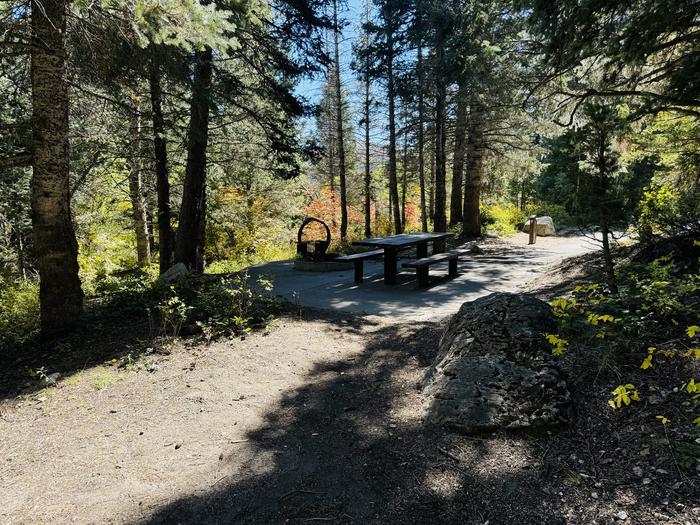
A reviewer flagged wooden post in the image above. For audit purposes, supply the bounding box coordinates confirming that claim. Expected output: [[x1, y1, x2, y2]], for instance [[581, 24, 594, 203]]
[[354, 260, 364, 284], [528, 215, 537, 245]]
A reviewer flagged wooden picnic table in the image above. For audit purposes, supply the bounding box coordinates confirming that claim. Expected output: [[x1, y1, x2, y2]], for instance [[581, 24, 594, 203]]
[[353, 232, 453, 285]]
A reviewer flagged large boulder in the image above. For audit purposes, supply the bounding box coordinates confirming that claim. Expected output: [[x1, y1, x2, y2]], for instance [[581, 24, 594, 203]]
[[423, 293, 571, 434], [522, 216, 556, 236], [155, 262, 189, 286]]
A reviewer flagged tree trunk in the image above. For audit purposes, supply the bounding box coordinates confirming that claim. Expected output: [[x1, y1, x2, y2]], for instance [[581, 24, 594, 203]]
[[332, 0, 348, 240], [149, 44, 173, 274], [450, 87, 468, 226], [30, 0, 84, 336], [401, 110, 408, 227], [433, 39, 447, 233], [385, 19, 402, 234], [11, 224, 27, 280], [363, 58, 372, 238], [175, 48, 213, 272], [462, 100, 484, 237], [429, 137, 435, 221], [600, 214, 618, 294], [127, 96, 151, 267], [417, 40, 428, 232]]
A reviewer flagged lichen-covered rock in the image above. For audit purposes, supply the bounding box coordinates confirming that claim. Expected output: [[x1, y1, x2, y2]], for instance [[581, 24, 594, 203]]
[[423, 293, 571, 434]]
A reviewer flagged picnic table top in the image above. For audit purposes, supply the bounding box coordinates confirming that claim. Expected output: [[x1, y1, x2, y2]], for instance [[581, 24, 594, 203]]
[[353, 232, 453, 248]]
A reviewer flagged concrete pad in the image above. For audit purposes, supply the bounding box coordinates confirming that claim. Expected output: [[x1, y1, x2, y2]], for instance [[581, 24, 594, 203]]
[[247, 234, 601, 321]]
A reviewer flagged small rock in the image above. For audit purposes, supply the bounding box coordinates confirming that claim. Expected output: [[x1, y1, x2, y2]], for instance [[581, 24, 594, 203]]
[[616, 511, 628, 520], [633, 466, 643, 477], [642, 478, 651, 485], [44, 372, 61, 386], [174, 443, 182, 450], [591, 492, 599, 499]]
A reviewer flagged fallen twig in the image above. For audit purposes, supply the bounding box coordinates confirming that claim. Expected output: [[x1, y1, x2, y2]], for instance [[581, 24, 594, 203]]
[[437, 446, 461, 463], [279, 489, 326, 501]]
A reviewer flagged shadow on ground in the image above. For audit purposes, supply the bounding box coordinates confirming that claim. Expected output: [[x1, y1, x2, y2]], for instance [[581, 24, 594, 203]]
[[141, 315, 570, 524]]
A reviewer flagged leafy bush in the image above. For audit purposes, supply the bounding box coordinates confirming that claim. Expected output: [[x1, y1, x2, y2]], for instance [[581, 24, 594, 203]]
[[636, 182, 700, 242], [150, 272, 276, 342], [206, 243, 295, 274], [524, 203, 573, 227], [547, 243, 700, 429], [0, 279, 40, 349], [481, 203, 526, 236]]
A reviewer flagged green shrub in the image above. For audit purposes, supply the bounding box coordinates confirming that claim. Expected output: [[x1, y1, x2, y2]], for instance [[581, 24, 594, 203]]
[[524, 203, 573, 227], [150, 272, 276, 341], [635, 182, 700, 242], [206, 244, 295, 274], [481, 203, 526, 236], [0, 279, 40, 349]]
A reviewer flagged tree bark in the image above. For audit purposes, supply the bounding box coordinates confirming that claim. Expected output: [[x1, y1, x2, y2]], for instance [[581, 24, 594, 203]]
[[401, 106, 408, 227], [385, 14, 402, 234], [433, 39, 447, 233], [450, 86, 468, 226], [332, 0, 348, 240], [127, 96, 151, 267], [148, 45, 173, 274], [429, 136, 435, 221], [600, 214, 618, 294], [462, 100, 484, 237], [417, 40, 428, 232], [363, 53, 372, 238], [175, 48, 213, 272], [30, 0, 84, 336]]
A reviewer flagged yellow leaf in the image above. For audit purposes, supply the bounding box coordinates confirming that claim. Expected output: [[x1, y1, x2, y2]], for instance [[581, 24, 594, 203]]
[[688, 325, 700, 338], [640, 355, 653, 369], [656, 415, 670, 425], [608, 400, 616, 409]]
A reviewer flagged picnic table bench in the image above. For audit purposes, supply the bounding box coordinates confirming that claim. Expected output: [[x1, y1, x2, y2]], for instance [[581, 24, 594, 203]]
[[402, 251, 459, 288], [336, 249, 384, 284], [352, 232, 453, 285]]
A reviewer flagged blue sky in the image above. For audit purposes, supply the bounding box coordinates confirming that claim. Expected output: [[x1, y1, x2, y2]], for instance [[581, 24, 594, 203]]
[[295, 0, 365, 105], [293, 0, 394, 148]]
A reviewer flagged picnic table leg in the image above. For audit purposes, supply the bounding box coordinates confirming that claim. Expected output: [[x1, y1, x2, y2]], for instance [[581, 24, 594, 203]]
[[416, 242, 428, 259], [417, 267, 429, 288], [384, 247, 397, 285], [354, 260, 364, 284], [448, 257, 458, 278], [433, 238, 446, 254]]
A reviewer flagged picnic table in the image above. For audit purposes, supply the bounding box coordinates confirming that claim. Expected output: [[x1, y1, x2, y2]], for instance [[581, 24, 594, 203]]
[[353, 232, 453, 285]]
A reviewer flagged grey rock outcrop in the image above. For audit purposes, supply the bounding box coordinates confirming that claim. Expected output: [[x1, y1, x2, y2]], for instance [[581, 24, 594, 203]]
[[423, 293, 571, 433], [156, 262, 189, 286], [523, 216, 556, 236]]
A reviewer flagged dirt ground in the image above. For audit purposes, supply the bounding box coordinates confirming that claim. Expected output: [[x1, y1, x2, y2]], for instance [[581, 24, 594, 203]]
[[1, 239, 698, 524]]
